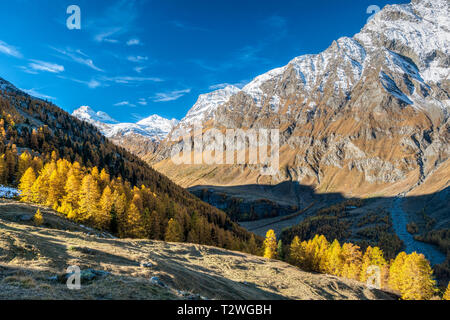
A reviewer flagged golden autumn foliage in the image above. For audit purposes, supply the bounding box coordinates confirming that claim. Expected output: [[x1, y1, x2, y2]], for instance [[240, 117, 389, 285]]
[[7, 148, 261, 251], [443, 283, 450, 300], [33, 209, 43, 226], [18, 167, 36, 202], [389, 252, 437, 300], [288, 235, 438, 299], [263, 229, 277, 259], [0, 97, 261, 252], [165, 218, 184, 242]]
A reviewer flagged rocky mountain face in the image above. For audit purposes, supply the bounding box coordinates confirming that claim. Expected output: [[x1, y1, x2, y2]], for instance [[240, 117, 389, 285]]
[[73, 106, 178, 156], [154, 0, 449, 199]]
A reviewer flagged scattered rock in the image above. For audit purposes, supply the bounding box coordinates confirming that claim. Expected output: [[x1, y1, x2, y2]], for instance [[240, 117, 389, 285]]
[[177, 290, 190, 297], [140, 262, 153, 268], [47, 275, 58, 281], [18, 215, 33, 222], [150, 276, 166, 287], [186, 293, 207, 300], [71, 247, 96, 255]]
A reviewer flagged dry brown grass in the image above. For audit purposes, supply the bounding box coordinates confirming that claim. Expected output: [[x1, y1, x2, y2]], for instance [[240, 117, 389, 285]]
[[0, 199, 397, 300]]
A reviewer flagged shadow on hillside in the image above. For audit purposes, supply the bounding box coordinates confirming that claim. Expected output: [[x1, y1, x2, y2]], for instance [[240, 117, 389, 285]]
[[189, 181, 449, 227], [189, 182, 450, 269]]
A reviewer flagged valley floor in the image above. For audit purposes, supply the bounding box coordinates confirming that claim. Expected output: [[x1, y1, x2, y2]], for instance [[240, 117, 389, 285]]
[[0, 199, 396, 300], [390, 197, 445, 265]]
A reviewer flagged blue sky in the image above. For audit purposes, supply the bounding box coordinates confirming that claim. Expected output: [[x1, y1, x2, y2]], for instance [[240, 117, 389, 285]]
[[0, 0, 409, 122]]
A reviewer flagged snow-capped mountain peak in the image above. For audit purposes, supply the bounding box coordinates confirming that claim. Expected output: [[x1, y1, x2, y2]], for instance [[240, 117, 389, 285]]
[[73, 106, 118, 124], [179, 85, 241, 127], [72, 106, 178, 141]]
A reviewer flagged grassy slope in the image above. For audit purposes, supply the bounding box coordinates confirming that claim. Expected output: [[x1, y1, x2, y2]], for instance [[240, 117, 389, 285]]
[[0, 199, 397, 300]]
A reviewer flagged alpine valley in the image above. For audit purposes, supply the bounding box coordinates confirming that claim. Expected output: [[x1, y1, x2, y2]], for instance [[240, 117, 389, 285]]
[[0, 0, 449, 301], [74, 0, 450, 275]]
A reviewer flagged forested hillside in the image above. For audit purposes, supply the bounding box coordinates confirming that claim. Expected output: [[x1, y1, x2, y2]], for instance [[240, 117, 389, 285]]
[[0, 77, 261, 251]]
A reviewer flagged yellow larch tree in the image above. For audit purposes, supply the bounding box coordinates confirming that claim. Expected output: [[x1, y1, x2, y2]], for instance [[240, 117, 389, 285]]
[[165, 218, 184, 242], [96, 185, 113, 230], [443, 282, 450, 300], [124, 202, 146, 238], [263, 229, 277, 259], [77, 174, 100, 222], [326, 239, 343, 276], [61, 172, 82, 217], [360, 246, 387, 287], [340, 243, 362, 281], [399, 252, 437, 300], [18, 167, 36, 202], [34, 209, 43, 226], [288, 236, 303, 267]]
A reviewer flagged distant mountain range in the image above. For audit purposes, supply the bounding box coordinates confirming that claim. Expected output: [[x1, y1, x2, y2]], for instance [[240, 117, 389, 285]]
[[72, 106, 178, 141]]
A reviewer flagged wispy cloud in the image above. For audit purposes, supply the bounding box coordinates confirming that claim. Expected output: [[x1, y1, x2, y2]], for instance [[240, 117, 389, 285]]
[[134, 66, 146, 73], [266, 15, 287, 31], [58, 75, 101, 89], [94, 29, 121, 43], [18, 66, 38, 74], [28, 60, 64, 73], [102, 75, 163, 84], [209, 80, 249, 90], [127, 38, 141, 46], [51, 47, 104, 72], [152, 89, 191, 102], [0, 40, 22, 58], [127, 55, 148, 63], [190, 59, 233, 72], [169, 20, 208, 32], [90, 1, 140, 43], [114, 101, 135, 107], [22, 88, 56, 100], [137, 98, 147, 106]]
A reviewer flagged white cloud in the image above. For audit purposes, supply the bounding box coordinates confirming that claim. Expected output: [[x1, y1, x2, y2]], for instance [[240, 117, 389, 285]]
[[0, 40, 22, 58], [84, 79, 101, 89], [94, 29, 121, 43], [127, 55, 148, 63], [52, 47, 103, 72], [127, 38, 141, 46], [134, 66, 146, 73], [58, 76, 101, 89], [18, 66, 38, 74], [28, 60, 64, 73], [137, 98, 147, 106], [102, 75, 163, 84], [114, 101, 135, 107], [22, 88, 56, 100], [152, 89, 191, 102]]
